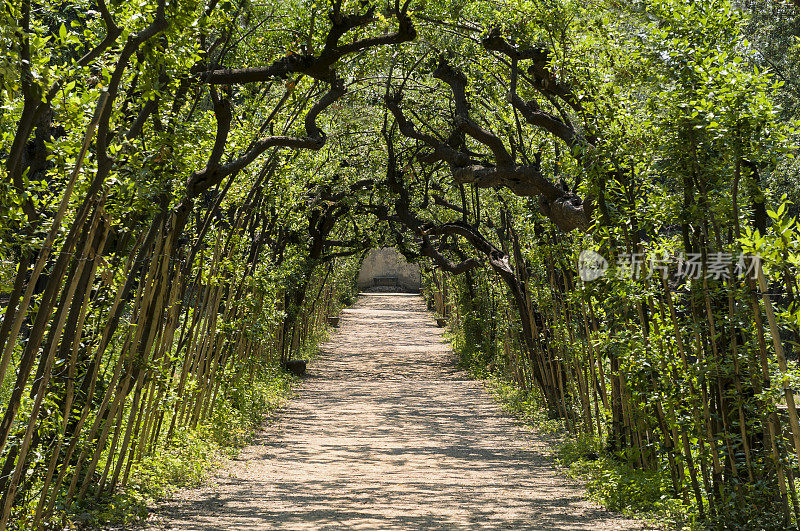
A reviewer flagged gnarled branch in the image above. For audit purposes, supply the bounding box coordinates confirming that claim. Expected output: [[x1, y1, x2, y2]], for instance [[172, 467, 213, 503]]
[[202, 3, 415, 84], [387, 56, 592, 231]]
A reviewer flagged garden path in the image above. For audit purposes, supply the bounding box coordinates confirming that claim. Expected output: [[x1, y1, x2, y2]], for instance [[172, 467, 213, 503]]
[[148, 293, 649, 530]]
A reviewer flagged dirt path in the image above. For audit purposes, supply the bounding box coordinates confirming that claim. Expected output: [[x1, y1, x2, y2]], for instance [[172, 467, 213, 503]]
[[149, 293, 649, 530]]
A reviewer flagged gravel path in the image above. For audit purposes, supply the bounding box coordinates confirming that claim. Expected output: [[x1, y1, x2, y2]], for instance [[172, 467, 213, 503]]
[[148, 293, 650, 530]]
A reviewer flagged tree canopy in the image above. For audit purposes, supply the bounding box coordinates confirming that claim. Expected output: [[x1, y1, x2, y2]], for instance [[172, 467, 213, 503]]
[[1, 0, 800, 527]]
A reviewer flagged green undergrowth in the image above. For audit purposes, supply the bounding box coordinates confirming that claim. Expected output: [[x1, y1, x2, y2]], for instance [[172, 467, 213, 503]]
[[449, 328, 700, 531], [61, 366, 296, 529], [60, 322, 339, 528], [134, 371, 294, 496], [557, 433, 697, 530]]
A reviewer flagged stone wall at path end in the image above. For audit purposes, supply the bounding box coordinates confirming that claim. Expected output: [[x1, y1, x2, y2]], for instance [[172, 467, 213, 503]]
[[357, 247, 421, 292]]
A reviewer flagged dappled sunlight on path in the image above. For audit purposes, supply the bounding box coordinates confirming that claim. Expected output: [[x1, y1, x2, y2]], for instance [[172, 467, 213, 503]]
[[149, 293, 649, 530]]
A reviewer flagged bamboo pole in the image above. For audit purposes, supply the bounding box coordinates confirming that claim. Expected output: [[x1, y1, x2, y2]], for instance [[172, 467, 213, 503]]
[[757, 266, 800, 472], [0, 202, 104, 527]]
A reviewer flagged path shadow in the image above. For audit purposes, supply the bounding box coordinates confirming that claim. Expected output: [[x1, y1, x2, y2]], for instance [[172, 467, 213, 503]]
[[147, 293, 648, 531]]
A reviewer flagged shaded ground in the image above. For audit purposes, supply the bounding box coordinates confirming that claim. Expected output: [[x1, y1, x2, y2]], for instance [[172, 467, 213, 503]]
[[148, 293, 649, 530]]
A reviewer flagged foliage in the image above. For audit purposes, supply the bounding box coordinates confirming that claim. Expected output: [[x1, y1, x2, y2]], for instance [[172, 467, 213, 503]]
[[0, 0, 799, 527]]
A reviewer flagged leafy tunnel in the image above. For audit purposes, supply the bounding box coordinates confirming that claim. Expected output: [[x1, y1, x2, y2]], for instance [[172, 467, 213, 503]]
[[1, 0, 800, 528]]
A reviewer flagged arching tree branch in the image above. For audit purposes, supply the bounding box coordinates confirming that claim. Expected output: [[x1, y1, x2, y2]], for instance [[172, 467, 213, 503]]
[[386, 56, 592, 232], [201, 2, 416, 84]]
